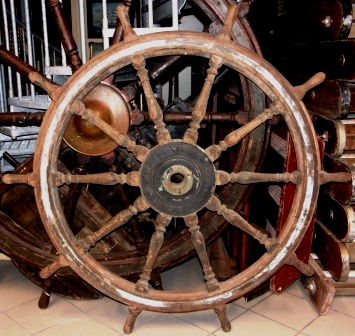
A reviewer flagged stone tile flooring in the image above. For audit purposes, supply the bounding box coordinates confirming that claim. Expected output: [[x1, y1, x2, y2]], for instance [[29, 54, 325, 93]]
[[1, 256, 355, 335]]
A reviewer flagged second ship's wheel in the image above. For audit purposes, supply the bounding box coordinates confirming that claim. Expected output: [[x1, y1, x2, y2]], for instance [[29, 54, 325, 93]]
[[3, 5, 324, 333]]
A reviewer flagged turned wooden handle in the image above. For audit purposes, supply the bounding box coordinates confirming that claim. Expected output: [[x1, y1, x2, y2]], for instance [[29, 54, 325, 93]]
[[0, 46, 38, 78], [295, 72, 326, 100], [116, 4, 136, 41]]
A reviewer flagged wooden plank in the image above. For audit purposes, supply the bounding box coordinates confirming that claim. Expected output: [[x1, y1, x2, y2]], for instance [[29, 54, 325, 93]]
[[302, 256, 335, 315], [313, 220, 350, 281], [308, 258, 355, 295], [344, 123, 355, 154], [321, 155, 355, 205], [345, 242, 355, 262], [316, 191, 355, 242], [269, 134, 322, 293], [332, 284, 355, 295], [303, 79, 346, 119], [312, 115, 345, 157]]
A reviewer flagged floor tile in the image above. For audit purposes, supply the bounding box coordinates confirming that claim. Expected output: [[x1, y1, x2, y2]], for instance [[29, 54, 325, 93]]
[[164, 258, 205, 290], [302, 309, 355, 336], [233, 289, 272, 309], [85, 299, 130, 333], [35, 312, 122, 336], [0, 259, 23, 283], [285, 279, 309, 299], [68, 295, 112, 313], [330, 295, 355, 318], [129, 313, 210, 336], [0, 313, 30, 336], [0, 253, 10, 260], [251, 292, 318, 330], [173, 302, 246, 333], [85, 297, 161, 333], [161, 273, 197, 291], [2, 255, 355, 336], [0, 276, 40, 313], [6, 296, 83, 334], [214, 310, 297, 336]]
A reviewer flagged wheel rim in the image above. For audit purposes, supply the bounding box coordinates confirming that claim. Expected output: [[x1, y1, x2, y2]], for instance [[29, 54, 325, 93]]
[[33, 29, 320, 312]]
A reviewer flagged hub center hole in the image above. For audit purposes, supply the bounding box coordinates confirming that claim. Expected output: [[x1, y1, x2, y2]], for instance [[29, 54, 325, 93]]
[[161, 164, 194, 196], [170, 173, 185, 184]]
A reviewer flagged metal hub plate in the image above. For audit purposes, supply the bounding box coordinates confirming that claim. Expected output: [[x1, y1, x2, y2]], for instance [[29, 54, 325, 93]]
[[139, 141, 216, 217]]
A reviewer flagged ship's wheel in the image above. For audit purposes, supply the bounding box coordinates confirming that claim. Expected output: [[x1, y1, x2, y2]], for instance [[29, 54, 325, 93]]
[[1, 5, 325, 333]]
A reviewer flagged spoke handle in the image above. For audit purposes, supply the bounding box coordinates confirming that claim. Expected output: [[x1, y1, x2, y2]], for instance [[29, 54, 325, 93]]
[[48, 0, 82, 72], [116, 4, 137, 41], [39, 255, 68, 279], [0, 46, 60, 99], [0, 46, 39, 78], [2, 172, 35, 187], [218, 4, 238, 41], [319, 171, 351, 184], [294, 72, 326, 100]]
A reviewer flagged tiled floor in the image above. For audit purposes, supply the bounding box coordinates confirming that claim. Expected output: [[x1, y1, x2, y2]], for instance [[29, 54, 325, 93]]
[[1, 255, 355, 336]]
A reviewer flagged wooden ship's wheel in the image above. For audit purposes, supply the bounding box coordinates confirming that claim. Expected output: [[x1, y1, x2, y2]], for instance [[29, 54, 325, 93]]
[[2, 4, 336, 332], [0, 0, 268, 306]]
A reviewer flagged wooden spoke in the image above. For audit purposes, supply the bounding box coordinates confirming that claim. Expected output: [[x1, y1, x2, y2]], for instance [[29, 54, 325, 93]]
[[1, 172, 36, 186], [39, 254, 69, 279], [131, 55, 171, 144], [286, 253, 314, 277], [71, 102, 150, 162], [293, 72, 326, 100], [183, 5, 238, 144], [116, 4, 170, 144], [124, 306, 142, 335], [83, 196, 150, 248], [0, 46, 61, 101], [40, 245, 87, 280], [116, 4, 138, 42], [52, 171, 139, 187], [135, 214, 172, 293], [184, 214, 220, 292], [319, 171, 351, 184], [214, 305, 231, 332], [48, 0, 82, 72], [205, 106, 277, 162], [111, 0, 133, 44], [216, 5, 238, 42], [206, 195, 279, 252], [216, 170, 302, 186], [183, 54, 223, 144], [38, 273, 58, 309]]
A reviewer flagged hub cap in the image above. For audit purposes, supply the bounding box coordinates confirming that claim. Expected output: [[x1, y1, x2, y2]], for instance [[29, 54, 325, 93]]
[[139, 141, 216, 217]]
